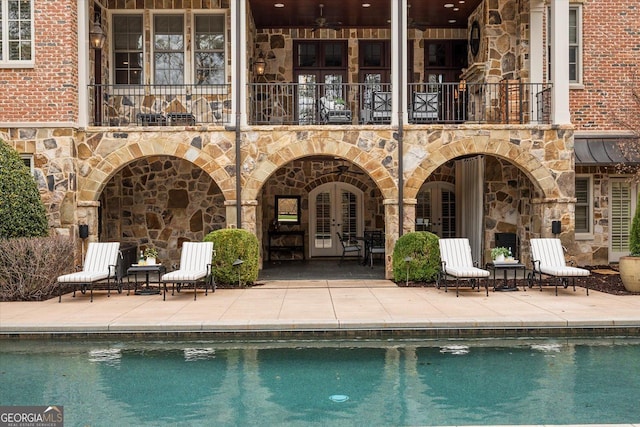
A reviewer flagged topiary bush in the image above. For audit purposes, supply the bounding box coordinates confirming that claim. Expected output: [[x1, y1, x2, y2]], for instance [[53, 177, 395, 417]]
[[392, 231, 440, 284], [0, 236, 74, 301], [0, 140, 49, 239], [204, 228, 259, 286]]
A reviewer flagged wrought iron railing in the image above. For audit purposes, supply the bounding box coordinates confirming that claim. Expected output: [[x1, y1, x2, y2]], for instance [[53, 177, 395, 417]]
[[89, 84, 232, 126], [407, 81, 553, 124], [249, 81, 553, 125], [88, 82, 552, 127]]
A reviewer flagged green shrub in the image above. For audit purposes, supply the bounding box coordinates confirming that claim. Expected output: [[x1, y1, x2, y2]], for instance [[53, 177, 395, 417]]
[[630, 197, 640, 256], [204, 228, 259, 286], [392, 231, 440, 283], [0, 236, 74, 301], [0, 140, 49, 239]]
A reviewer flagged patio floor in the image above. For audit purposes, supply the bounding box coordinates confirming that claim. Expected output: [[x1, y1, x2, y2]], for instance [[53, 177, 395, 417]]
[[1, 260, 639, 337]]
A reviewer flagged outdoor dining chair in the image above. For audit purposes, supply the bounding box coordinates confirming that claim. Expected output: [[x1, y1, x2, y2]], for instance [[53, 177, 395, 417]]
[[337, 232, 362, 265], [57, 242, 121, 302], [367, 231, 385, 268], [529, 238, 590, 295], [438, 238, 490, 297], [161, 241, 214, 300]]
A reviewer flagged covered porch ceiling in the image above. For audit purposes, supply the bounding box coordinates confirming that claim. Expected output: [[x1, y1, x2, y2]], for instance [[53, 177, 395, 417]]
[[248, 0, 483, 30]]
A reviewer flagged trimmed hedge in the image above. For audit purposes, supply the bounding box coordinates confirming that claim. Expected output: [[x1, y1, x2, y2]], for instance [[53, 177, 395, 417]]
[[391, 231, 440, 283], [0, 140, 49, 239], [204, 228, 259, 286]]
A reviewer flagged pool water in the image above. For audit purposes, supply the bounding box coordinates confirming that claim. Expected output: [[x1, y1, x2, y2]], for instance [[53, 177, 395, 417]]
[[1, 338, 639, 426]]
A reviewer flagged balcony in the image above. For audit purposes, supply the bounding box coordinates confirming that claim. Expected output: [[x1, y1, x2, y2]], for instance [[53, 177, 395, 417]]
[[88, 82, 551, 127], [90, 84, 232, 127]]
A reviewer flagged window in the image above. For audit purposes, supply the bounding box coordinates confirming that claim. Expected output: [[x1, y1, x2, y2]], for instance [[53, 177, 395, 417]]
[[548, 5, 582, 84], [20, 154, 33, 175], [113, 15, 143, 84], [194, 15, 225, 84], [575, 176, 591, 234], [115, 13, 225, 85], [295, 41, 346, 68], [0, 0, 34, 66], [154, 15, 184, 85]]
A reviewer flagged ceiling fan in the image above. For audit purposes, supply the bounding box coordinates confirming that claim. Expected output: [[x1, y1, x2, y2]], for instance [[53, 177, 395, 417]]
[[321, 162, 365, 177], [312, 3, 342, 32]]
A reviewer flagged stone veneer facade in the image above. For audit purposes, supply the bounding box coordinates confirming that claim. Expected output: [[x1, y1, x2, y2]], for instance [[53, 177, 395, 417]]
[[1, 121, 578, 276], [8, 0, 626, 276]]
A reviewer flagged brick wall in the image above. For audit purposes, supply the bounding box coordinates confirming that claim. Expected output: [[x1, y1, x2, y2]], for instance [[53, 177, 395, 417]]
[[570, 0, 640, 131], [0, 0, 78, 123]]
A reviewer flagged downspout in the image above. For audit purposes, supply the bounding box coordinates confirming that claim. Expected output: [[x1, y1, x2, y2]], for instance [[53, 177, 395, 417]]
[[234, 0, 242, 229], [397, 0, 404, 236]]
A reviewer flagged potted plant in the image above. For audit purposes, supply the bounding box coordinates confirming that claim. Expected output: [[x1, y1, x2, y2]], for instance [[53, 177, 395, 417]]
[[619, 198, 640, 292], [144, 247, 159, 265], [491, 247, 510, 262]]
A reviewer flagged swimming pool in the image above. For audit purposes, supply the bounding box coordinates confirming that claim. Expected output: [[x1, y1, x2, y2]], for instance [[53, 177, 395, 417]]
[[1, 338, 639, 426]]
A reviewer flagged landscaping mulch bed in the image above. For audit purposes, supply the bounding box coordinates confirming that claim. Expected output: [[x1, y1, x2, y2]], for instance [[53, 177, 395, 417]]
[[401, 265, 638, 296]]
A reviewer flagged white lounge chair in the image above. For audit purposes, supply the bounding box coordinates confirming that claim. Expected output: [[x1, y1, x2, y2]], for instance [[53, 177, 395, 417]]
[[161, 242, 214, 300], [529, 238, 590, 295], [57, 242, 121, 302], [438, 238, 490, 297]]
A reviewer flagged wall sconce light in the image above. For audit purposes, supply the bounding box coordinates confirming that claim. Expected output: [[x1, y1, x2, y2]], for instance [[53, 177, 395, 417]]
[[89, 10, 106, 50], [458, 79, 467, 92], [253, 53, 266, 76]]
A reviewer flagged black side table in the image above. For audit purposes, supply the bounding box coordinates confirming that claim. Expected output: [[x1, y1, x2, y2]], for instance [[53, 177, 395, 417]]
[[127, 264, 166, 295], [486, 262, 526, 291]]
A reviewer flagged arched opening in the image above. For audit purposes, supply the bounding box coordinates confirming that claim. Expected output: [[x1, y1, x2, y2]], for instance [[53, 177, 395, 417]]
[[98, 155, 225, 267]]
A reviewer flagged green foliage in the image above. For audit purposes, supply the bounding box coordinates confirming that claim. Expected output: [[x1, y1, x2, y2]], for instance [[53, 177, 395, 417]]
[[491, 247, 510, 259], [0, 140, 49, 239], [630, 197, 640, 256], [0, 236, 74, 301], [204, 228, 259, 286], [392, 231, 440, 283]]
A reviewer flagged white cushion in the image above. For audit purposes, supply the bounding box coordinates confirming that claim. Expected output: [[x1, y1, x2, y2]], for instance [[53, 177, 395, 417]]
[[161, 242, 213, 283], [57, 242, 120, 284], [531, 238, 590, 277], [439, 238, 489, 278]]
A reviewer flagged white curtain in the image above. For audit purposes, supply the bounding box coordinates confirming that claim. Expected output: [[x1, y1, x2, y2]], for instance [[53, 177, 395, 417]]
[[455, 156, 485, 262]]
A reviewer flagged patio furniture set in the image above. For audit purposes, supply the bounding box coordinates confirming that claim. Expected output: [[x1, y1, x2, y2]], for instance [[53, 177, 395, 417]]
[[57, 241, 214, 302], [58, 236, 590, 302]]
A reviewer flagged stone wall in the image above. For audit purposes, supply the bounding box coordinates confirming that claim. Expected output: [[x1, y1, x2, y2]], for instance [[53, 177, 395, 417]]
[[101, 156, 226, 267]]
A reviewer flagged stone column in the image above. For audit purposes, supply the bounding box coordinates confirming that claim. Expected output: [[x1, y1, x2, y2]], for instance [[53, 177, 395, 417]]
[[76, 200, 100, 265], [383, 199, 399, 280], [224, 200, 238, 229], [403, 198, 417, 235]]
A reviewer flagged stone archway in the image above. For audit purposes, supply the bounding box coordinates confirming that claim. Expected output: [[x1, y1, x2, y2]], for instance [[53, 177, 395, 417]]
[[78, 137, 235, 203], [242, 132, 397, 201]]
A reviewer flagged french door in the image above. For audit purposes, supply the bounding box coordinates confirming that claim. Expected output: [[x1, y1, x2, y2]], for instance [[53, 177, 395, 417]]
[[609, 179, 638, 262], [416, 182, 456, 237], [309, 183, 363, 257]]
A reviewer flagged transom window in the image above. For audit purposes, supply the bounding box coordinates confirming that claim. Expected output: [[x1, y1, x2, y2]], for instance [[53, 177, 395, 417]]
[[0, 0, 34, 66]]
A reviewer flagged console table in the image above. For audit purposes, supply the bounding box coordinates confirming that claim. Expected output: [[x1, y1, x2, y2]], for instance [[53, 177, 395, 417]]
[[268, 230, 305, 261]]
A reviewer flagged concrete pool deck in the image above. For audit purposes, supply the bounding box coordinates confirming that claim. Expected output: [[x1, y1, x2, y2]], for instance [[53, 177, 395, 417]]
[[1, 279, 640, 338]]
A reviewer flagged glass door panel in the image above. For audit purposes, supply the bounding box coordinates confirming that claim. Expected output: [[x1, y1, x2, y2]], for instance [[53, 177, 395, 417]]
[[310, 183, 363, 257], [297, 74, 317, 124]]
